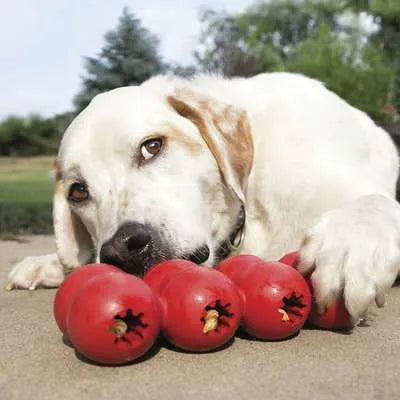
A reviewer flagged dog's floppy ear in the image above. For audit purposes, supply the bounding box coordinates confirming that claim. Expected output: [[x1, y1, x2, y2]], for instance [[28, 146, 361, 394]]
[[53, 160, 94, 272], [167, 88, 254, 203]]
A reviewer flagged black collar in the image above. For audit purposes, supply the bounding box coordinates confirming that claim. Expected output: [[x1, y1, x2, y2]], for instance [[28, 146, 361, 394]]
[[216, 205, 246, 261]]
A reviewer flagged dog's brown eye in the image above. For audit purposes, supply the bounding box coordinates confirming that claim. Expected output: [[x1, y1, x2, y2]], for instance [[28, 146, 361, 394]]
[[140, 138, 163, 161], [68, 182, 89, 203]]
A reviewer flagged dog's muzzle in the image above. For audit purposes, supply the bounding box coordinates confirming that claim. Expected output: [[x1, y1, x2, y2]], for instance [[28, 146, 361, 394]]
[[100, 222, 155, 276], [100, 222, 211, 276]]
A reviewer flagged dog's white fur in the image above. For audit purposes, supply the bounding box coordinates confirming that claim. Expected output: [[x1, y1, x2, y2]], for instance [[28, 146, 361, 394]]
[[7, 73, 400, 323]]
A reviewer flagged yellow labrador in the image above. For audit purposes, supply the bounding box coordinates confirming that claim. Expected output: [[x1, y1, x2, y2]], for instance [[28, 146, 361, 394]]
[[7, 73, 400, 324]]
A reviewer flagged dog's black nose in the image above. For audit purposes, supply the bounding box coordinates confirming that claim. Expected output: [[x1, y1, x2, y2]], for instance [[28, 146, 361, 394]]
[[100, 222, 152, 275]]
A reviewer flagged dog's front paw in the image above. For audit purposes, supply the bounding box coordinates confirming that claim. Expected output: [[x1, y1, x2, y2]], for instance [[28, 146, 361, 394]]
[[6, 253, 64, 290], [298, 195, 400, 323]]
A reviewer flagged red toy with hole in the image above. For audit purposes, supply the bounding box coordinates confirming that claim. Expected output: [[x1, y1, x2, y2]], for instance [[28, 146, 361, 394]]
[[53, 263, 122, 337], [307, 294, 354, 330], [66, 272, 162, 365], [144, 260, 243, 352], [278, 251, 354, 330], [217, 256, 312, 340]]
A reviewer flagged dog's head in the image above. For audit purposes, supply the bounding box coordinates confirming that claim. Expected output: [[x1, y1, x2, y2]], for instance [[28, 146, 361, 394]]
[[54, 82, 253, 275]]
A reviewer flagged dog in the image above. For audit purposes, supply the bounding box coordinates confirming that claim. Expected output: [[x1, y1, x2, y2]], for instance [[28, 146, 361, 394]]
[[6, 72, 400, 324]]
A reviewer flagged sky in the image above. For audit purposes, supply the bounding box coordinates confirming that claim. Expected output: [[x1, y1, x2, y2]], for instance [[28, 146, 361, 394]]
[[0, 0, 255, 120]]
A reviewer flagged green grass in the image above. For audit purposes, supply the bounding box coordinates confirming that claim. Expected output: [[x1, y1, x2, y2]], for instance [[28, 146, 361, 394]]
[[0, 156, 54, 204], [0, 156, 54, 233]]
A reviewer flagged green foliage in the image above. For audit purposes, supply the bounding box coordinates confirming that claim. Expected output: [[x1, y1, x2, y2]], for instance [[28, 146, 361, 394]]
[[195, 0, 344, 76], [195, 10, 285, 76], [0, 113, 72, 156], [169, 63, 197, 78], [344, 0, 400, 114], [369, 0, 400, 114], [287, 23, 394, 119], [196, 0, 399, 121], [243, 0, 342, 53], [0, 203, 53, 234], [74, 7, 165, 111]]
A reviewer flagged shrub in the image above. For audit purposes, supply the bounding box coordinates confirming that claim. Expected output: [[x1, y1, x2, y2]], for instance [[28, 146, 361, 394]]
[[0, 203, 53, 234]]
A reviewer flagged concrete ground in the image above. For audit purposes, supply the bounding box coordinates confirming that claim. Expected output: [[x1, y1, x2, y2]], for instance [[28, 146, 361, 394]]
[[0, 235, 399, 400]]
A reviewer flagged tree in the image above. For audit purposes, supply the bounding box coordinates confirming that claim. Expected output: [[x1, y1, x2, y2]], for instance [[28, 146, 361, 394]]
[[74, 7, 165, 112], [0, 114, 64, 156], [195, 10, 285, 76], [287, 23, 393, 119], [0, 116, 26, 156], [195, 0, 396, 120], [195, 1, 343, 76], [345, 0, 400, 116], [169, 63, 197, 78]]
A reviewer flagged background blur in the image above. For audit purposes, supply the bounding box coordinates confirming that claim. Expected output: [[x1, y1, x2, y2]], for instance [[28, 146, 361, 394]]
[[0, 0, 399, 235]]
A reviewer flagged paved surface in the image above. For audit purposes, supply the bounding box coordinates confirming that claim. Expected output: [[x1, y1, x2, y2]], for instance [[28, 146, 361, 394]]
[[1, 235, 399, 400]]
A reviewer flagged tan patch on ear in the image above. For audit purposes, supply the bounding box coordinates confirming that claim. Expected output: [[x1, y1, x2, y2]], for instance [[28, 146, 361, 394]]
[[211, 106, 253, 188], [167, 91, 254, 198], [167, 95, 194, 119], [168, 94, 222, 160], [161, 123, 202, 155]]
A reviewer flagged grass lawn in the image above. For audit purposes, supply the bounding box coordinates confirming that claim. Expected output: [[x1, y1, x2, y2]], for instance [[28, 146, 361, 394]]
[[0, 156, 55, 233], [0, 156, 54, 204]]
